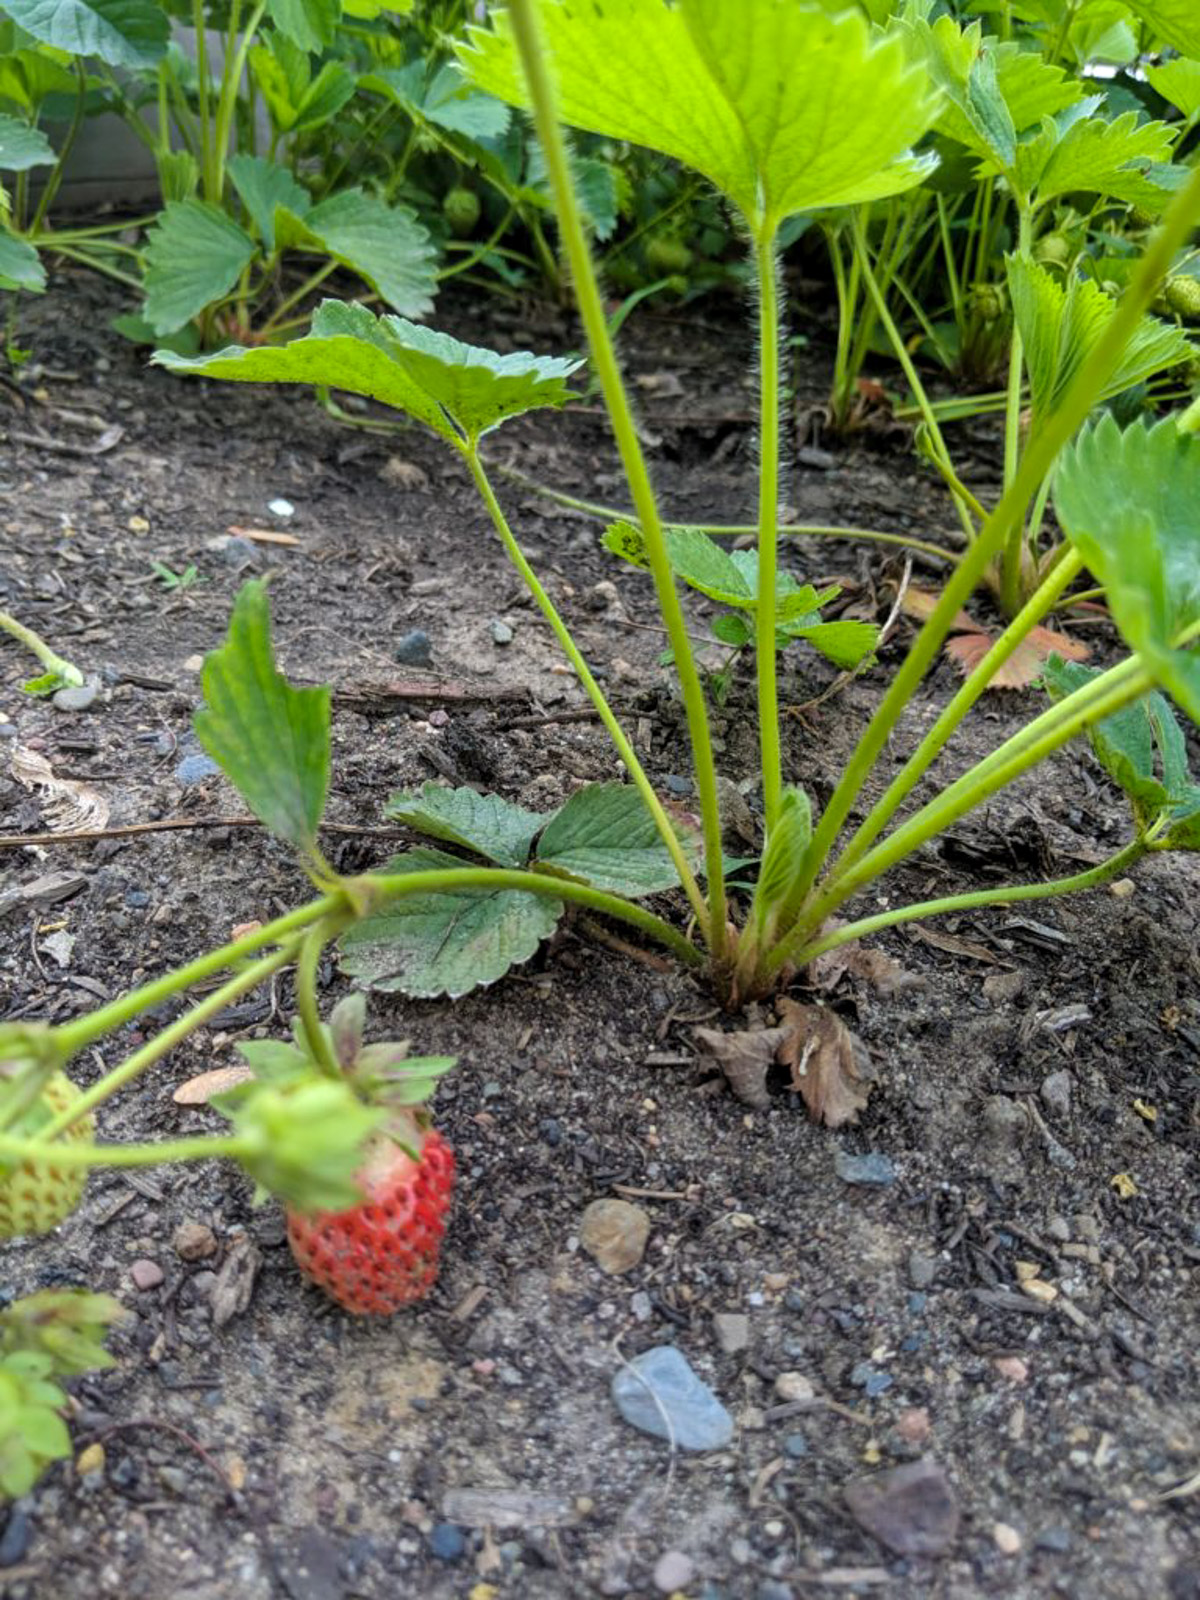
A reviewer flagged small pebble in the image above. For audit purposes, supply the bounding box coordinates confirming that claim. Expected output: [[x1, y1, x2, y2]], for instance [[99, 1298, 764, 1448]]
[[394, 629, 433, 668], [783, 1433, 808, 1459], [908, 1251, 938, 1289], [175, 751, 220, 785], [713, 1312, 750, 1355], [834, 1150, 895, 1186], [1036, 1527, 1071, 1553], [630, 1291, 653, 1323], [430, 1523, 467, 1562], [895, 1407, 931, 1445], [580, 1199, 651, 1275], [1040, 1070, 1073, 1118], [664, 774, 692, 796], [268, 498, 295, 518], [52, 676, 101, 712], [221, 536, 259, 570], [612, 1346, 733, 1451], [994, 1356, 1029, 1384], [993, 1522, 1023, 1555], [130, 1259, 164, 1291], [773, 1372, 815, 1406], [757, 1583, 794, 1600], [173, 1222, 218, 1261], [158, 1466, 189, 1495], [0, 721, 18, 739], [653, 1550, 695, 1593], [0, 1507, 30, 1566], [489, 619, 514, 645]]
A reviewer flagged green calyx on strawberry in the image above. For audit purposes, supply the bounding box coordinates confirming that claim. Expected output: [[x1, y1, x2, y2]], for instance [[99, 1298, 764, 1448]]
[[1, 1046, 94, 1240], [222, 995, 457, 1316]]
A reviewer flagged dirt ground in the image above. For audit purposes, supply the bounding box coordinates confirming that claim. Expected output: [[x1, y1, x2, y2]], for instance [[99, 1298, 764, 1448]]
[[2, 266, 1200, 1600]]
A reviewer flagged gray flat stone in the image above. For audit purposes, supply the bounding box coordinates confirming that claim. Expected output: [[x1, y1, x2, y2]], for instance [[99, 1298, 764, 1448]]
[[843, 1456, 959, 1556], [612, 1345, 733, 1451]]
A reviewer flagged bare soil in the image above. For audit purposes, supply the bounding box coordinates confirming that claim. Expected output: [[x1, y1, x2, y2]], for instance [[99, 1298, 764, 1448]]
[[2, 268, 1200, 1600]]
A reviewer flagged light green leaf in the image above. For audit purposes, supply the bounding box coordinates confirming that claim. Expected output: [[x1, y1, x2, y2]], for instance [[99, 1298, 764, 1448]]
[[0, 114, 54, 171], [750, 783, 811, 935], [142, 201, 255, 334], [1124, 0, 1200, 55], [385, 782, 544, 867], [267, 0, 340, 52], [157, 148, 198, 203], [779, 617, 879, 669], [1006, 255, 1192, 424], [458, 0, 940, 232], [361, 60, 510, 141], [1027, 109, 1177, 210], [534, 781, 696, 897], [0, 0, 167, 67], [229, 152, 310, 251], [0, 230, 44, 292], [294, 189, 436, 318], [1054, 416, 1200, 725], [340, 847, 563, 998], [193, 579, 331, 858], [1146, 57, 1200, 120], [156, 298, 581, 445]]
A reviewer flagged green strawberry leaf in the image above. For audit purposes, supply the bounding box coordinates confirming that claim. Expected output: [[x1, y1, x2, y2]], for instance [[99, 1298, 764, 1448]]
[[228, 152, 311, 251], [0, 1290, 120, 1378], [1146, 57, 1200, 120], [1053, 416, 1200, 726], [1124, 0, 1200, 55], [534, 781, 698, 897], [458, 0, 939, 234], [1007, 254, 1192, 425], [193, 579, 331, 862], [778, 617, 879, 670], [384, 782, 545, 867], [0, 114, 55, 171], [1021, 108, 1178, 211], [155, 299, 580, 447], [0, 230, 45, 293], [750, 783, 811, 936], [284, 189, 436, 319], [267, 0, 340, 52], [142, 201, 256, 335], [339, 847, 563, 998], [0, 0, 168, 68], [361, 60, 511, 141]]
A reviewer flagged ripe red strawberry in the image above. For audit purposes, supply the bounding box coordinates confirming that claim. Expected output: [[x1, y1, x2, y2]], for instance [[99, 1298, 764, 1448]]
[[0, 1072, 93, 1239], [286, 1111, 455, 1316]]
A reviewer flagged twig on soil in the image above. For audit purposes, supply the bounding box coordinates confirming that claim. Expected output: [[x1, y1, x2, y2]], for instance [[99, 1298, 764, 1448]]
[[79, 1418, 238, 1505], [0, 817, 414, 849], [575, 917, 675, 972]]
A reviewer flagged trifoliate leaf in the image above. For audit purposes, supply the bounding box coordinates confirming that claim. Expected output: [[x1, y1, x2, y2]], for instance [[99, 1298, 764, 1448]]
[[0, 230, 44, 293], [458, 0, 940, 233], [534, 781, 697, 896], [1024, 109, 1177, 210], [385, 782, 545, 868], [142, 201, 255, 335], [155, 299, 580, 447], [1007, 255, 1192, 424], [340, 848, 563, 998], [0, 0, 168, 68], [0, 114, 54, 171], [1054, 416, 1200, 725], [193, 579, 331, 860]]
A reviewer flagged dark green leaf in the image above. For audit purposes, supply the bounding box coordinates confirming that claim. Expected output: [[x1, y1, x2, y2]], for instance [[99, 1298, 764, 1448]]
[[0, 113, 54, 170], [267, 0, 340, 52], [193, 580, 331, 859], [142, 201, 255, 334], [0, 230, 45, 293], [340, 847, 563, 998], [361, 61, 510, 141], [384, 782, 544, 867], [534, 781, 697, 897], [0, 0, 168, 67], [229, 152, 310, 251]]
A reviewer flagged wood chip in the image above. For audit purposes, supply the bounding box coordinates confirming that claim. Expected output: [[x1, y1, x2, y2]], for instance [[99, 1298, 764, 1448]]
[[227, 525, 302, 546], [173, 1065, 253, 1105]]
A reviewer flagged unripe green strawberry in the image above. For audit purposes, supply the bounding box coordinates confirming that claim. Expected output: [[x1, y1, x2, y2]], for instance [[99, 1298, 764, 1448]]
[[0, 1074, 93, 1239], [443, 186, 481, 238], [286, 1110, 454, 1316], [1034, 231, 1071, 267], [1164, 275, 1200, 320], [645, 235, 693, 275]]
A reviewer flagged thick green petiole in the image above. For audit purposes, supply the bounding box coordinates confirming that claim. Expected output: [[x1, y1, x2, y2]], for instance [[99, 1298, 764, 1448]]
[[0, 611, 83, 688], [753, 227, 784, 832], [464, 447, 709, 930], [0, 1131, 247, 1171], [503, 0, 727, 966]]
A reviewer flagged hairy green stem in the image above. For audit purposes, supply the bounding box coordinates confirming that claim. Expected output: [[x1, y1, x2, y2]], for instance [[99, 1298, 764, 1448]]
[[261, 261, 338, 334], [464, 448, 709, 928], [1000, 208, 1034, 613], [789, 156, 1200, 916], [754, 227, 784, 831], [193, 0, 215, 201], [295, 924, 339, 1077], [503, 0, 727, 965], [212, 0, 267, 201], [823, 549, 1086, 890], [41, 941, 301, 1141], [791, 836, 1147, 969]]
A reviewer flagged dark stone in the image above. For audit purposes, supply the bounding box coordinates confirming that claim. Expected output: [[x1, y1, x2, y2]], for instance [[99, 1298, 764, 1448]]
[[429, 1523, 466, 1562], [394, 629, 433, 668], [834, 1150, 896, 1186], [0, 1508, 32, 1567], [843, 1457, 960, 1557]]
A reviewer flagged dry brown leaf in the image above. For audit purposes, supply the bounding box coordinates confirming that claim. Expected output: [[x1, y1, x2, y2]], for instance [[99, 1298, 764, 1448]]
[[943, 625, 1090, 690], [776, 999, 875, 1127], [10, 745, 110, 832], [694, 1025, 789, 1108], [900, 584, 975, 631], [907, 924, 999, 963], [808, 923, 924, 996], [227, 524, 301, 546], [172, 1064, 253, 1105]]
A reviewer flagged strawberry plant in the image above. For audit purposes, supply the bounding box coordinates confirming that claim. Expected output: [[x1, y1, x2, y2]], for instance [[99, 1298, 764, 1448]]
[[5, 0, 1200, 1398]]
